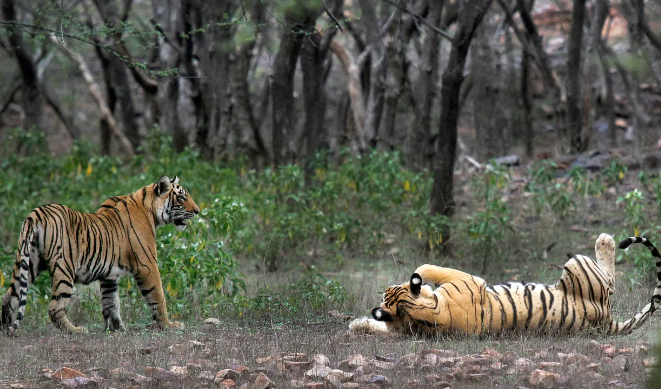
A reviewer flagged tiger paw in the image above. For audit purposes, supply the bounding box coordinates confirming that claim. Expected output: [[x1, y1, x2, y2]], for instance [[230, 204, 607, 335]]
[[596, 233, 615, 254], [67, 325, 89, 335], [167, 321, 185, 330]]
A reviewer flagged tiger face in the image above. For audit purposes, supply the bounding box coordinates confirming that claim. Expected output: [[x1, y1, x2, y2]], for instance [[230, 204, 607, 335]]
[[153, 176, 200, 231], [371, 273, 435, 331]]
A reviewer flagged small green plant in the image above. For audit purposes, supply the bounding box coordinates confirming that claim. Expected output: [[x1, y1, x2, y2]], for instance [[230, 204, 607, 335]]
[[460, 164, 513, 272]]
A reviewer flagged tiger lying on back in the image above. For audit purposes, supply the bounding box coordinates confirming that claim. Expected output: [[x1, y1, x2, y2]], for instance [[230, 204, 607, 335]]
[[1, 176, 200, 335], [350, 234, 661, 336]]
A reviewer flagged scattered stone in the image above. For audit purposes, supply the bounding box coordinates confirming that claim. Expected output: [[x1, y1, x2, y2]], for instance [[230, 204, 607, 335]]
[[529, 369, 558, 389], [421, 349, 457, 358], [356, 374, 388, 385], [305, 382, 325, 389], [204, 317, 222, 325], [215, 369, 241, 383], [396, 353, 417, 368], [199, 371, 215, 381], [557, 352, 588, 365], [616, 347, 633, 355], [636, 342, 651, 356], [502, 351, 517, 364], [643, 357, 657, 367], [304, 365, 332, 379], [538, 362, 562, 372], [514, 358, 536, 370], [108, 368, 136, 382], [587, 340, 602, 355], [60, 377, 97, 388], [338, 355, 366, 370], [144, 367, 181, 382], [250, 372, 274, 389], [255, 356, 276, 365], [169, 366, 188, 377], [586, 363, 601, 372], [53, 367, 87, 381], [481, 348, 503, 360], [219, 379, 236, 389], [610, 355, 629, 372], [371, 359, 395, 370], [168, 340, 206, 354], [601, 344, 615, 357], [312, 354, 330, 366]]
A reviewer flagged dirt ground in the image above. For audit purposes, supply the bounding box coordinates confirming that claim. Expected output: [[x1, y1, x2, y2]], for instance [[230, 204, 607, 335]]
[[0, 268, 658, 389]]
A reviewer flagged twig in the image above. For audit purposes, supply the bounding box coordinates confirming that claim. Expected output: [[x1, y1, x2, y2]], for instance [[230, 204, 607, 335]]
[[321, 0, 343, 31], [380, 0, 453, 40], [256, 294, 297, 324]]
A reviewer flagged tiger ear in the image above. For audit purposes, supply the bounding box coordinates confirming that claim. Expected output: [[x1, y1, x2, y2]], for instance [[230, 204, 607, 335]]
[[170, 176, 179, 185], [371, 307, 393, 322], [156, 176, 172, 196], [410, 273, 422, 296]]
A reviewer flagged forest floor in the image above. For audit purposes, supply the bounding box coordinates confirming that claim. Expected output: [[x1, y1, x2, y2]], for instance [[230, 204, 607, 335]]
[[0, 269, 657, 389]]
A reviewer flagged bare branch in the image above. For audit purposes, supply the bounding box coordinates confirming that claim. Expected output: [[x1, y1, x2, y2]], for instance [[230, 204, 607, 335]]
[[380, 0, 453, 40], [51, 36, 135, 156]]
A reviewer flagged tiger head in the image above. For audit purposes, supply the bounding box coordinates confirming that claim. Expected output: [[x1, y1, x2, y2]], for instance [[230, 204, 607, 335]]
[[153, 175, 200, 231], [371, 272, 438, 333]]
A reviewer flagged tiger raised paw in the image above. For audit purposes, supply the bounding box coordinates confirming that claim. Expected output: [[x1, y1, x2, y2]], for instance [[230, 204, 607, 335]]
[[350, 233, 661, 337], [1, 176, 199, 334]]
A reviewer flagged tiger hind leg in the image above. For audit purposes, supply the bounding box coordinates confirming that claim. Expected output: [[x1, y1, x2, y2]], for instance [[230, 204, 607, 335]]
[[48, 265, 88, 334], [595, 233, 616, 284], [3, 224, 40, 335], [100, 279, 126, 332]]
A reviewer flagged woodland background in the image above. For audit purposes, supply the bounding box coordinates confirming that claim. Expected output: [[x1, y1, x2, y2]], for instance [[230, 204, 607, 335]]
[[2, 1, 661, 388]]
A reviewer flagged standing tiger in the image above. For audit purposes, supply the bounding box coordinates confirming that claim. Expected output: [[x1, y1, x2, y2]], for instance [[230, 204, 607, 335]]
[[350, 233, 661, 336], [1, 176, 200, 335]]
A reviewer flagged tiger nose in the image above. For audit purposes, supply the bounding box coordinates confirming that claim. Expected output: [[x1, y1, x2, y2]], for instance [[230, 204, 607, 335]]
[[193, 207, 200, 215]]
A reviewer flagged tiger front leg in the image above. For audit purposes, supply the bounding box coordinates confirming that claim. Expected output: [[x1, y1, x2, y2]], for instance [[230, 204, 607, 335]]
[[135, 269, 183, 330], [100, 279, 126, 332], [413, 264, 484, 289]]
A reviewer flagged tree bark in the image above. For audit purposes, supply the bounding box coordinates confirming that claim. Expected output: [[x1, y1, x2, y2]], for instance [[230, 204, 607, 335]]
[[1, 0, 44, 133], [411, 0, 444, 169], [93, 0, 142, 151], [472, 11, 504, 162], [357, 0, 387, 149], [271, 2, 320, 167], [430, 0, 494, 251], [566, 0, 587, 153]]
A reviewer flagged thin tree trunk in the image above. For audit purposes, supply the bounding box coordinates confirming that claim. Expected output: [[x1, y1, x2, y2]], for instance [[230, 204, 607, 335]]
[[93, 0, 142, 151], [411, 0, 444, 169], [566, 0, 587, 153], [357, 0, 387, 149], [2, 0, 43, 134], [431, 0, 494, 251], [271, 2, 323, 167]]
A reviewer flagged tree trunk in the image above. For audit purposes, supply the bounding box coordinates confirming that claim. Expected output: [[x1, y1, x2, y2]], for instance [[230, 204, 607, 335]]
[[472, 12, 504, 162], [430, 0, 494, 251], [357, 0, 387, 149], [1, 0, 44, 135], [411, 0, 444, 169], [566, 0, 587, 153], [271, 3, 320, 167], [93, 0, 142, 151]]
